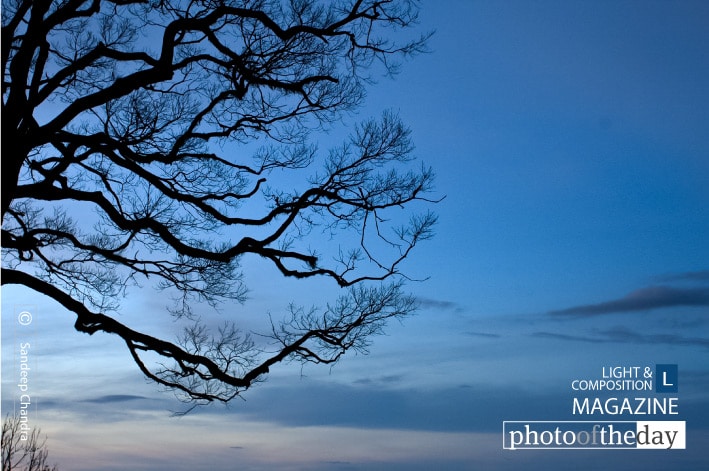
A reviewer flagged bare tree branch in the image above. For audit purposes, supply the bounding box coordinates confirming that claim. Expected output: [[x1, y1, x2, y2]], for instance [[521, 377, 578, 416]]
[[1, 414, 59, 471], [2, 0, 436, 405]]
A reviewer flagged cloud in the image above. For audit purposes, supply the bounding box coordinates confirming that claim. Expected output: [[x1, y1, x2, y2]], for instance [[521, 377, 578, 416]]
[[465, 331, 502, 339], [214, 380, 553, 433], [598, 326, 709, 348], [532, 331, 606, 344], [353, 375, 404, 386], [29, 391, 178, 424], [655, 270, 709, 283], [82, 394, 150, 403], [548, 285, 709, 316], [533, 327, 709, 349], [416, 297, 464, 313]]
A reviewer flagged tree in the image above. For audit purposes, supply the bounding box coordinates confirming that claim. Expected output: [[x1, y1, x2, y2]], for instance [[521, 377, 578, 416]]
[[1, 415, 59, 471], [1, 0, 436, 406]]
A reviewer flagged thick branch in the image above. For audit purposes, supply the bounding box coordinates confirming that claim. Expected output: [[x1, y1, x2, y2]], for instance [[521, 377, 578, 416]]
[[2, 0, 434, 406], [1, 268, 254, 392]]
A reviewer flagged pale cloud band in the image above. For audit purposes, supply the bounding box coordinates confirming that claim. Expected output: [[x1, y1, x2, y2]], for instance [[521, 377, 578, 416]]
[[549, 285, 709, 317]]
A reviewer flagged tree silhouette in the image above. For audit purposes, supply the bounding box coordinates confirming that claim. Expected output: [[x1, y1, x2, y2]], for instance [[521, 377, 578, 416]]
[[1, 0, 436, 406], [1, 415, 59, 471]]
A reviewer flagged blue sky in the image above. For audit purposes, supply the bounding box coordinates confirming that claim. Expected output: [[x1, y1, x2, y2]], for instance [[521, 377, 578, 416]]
[[2, 1, 709, 469]]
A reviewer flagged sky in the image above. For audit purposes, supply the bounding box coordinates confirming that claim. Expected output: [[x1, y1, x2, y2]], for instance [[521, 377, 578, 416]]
[[2, 0, 709, 470]]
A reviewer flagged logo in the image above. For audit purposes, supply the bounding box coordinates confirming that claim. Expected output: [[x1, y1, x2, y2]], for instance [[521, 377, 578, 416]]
[[655, 364, 678, 393], [503, 363, 684, 450], [503, 421, 685, 450]]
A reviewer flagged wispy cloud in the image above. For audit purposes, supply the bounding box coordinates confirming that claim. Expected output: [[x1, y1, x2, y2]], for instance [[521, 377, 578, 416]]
[[416, 297, 464, 313], [230, 380, 550, 433], [655, 270, 709, 283], [548, 285, 709, 316], [532, 332, 606, 344], [82, 394, 149, 403], [464, 331, 501, 339], [28, 392, 176, 423], [599, 326, 709, 348], [533, 327, 709, 349], [353, 375, 404, 386]]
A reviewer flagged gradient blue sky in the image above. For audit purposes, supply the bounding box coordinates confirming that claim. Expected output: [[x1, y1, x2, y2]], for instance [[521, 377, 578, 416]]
[[3, 1, 709, 469]]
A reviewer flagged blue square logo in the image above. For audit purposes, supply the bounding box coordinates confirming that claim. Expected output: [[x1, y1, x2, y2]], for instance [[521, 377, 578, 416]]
[[655, 364, 678, 393]]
